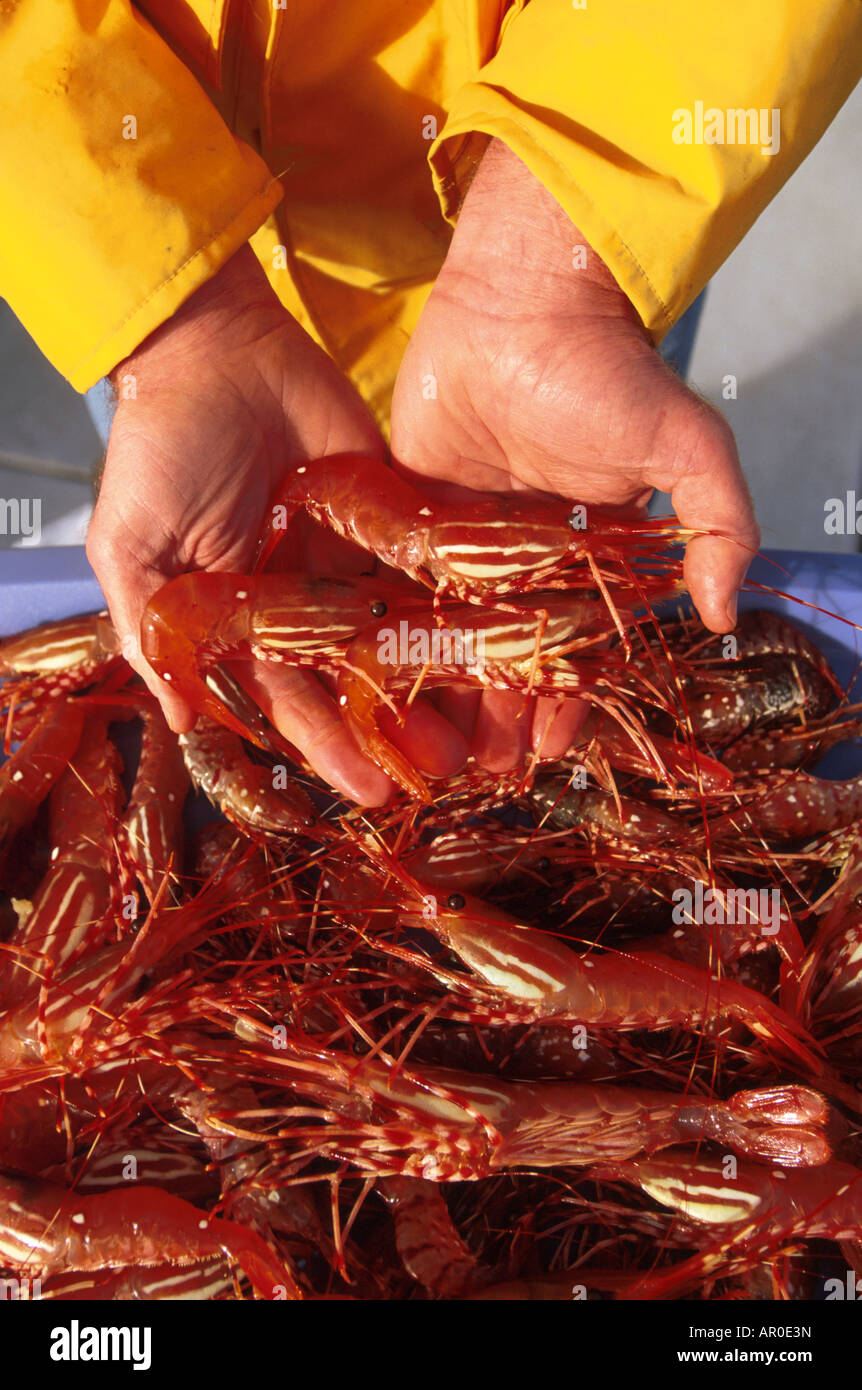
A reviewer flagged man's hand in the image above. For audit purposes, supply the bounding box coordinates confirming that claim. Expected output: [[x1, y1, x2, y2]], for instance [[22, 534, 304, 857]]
[[391, 140, 758, 768], [87, 245, 468, 804]]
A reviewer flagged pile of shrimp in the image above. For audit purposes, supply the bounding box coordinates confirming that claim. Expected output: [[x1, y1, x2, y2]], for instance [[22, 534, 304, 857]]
[[3, 506, 862, 1299]]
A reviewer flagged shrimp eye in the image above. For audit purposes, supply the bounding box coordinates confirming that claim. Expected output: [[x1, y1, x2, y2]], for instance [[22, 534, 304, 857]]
[[370, 600, 388, 618], [446, 893, 466, 911], [537, 857, 551, 874]]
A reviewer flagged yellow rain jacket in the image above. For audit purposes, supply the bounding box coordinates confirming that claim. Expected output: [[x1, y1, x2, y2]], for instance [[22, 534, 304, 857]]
[[1, 1, 860, 430]]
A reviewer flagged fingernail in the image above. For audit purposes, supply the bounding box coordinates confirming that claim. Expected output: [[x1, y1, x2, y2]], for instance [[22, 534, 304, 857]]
[[726, 594, 738, 627]]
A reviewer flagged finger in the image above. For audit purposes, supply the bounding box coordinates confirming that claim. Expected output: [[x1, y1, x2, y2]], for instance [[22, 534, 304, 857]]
[[240, 660, 395, 806], [531, 696, 589, 759], [87, 515, 196, 733], [129, 640, 197, 734], [683, 533, 757, 633], [660, 406, 759, 632], [429, 686, 482, 743], [379, 700, 469, 779], [471, 689, 533, 771], [287, 671, 467, 779]]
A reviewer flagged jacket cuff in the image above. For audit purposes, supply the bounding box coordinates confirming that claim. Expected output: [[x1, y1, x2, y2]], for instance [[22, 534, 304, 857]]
[[429, 0, 862, 340], [0, 1, 283, 390], [68, 177, 283, 390]]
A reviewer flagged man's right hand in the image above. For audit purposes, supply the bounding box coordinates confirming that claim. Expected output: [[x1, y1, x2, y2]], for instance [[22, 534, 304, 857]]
[[86, 245, 469, 804]]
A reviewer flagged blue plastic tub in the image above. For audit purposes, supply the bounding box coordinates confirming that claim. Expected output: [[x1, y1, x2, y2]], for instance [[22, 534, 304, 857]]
[[0, 547, 105, 638]]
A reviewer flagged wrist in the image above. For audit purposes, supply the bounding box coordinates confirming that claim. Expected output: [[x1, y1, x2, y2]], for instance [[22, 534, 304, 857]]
[[108, 244, 282, 388], [441, 139, 637, 323]]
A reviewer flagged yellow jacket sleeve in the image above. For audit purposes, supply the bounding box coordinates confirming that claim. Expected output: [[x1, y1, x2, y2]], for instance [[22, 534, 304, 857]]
[[0, 1, 283, 390], [430, 0, 862, 339]]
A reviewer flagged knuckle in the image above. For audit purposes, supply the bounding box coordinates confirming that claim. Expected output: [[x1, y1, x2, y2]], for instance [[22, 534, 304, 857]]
[[85, 524, 112, 575], [685, 397, 735, 456], [666, 392, 739, 476]]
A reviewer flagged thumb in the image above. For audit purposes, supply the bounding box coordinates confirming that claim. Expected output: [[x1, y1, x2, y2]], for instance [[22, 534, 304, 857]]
[[655, 400, 759, 633]]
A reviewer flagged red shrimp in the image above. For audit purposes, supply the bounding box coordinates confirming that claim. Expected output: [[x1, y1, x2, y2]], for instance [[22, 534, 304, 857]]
[[593, 1149, 862, 1300], [0, 611, 122, 711], [0, 1171, 298, 1299], [39, 1257, 234, 1301], [335, 596, 632, 799], [179, 716, 321, 839], [234, 1032, 829, 1178], [379, 1176, 480, 1296], [0, 700, 84, 871], [730, 769, 862, 841], [139, 571, 426, 744], [324, 855, 823, 1075], [122, 703, 189, 902], [0, 715, 124, 1007]]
